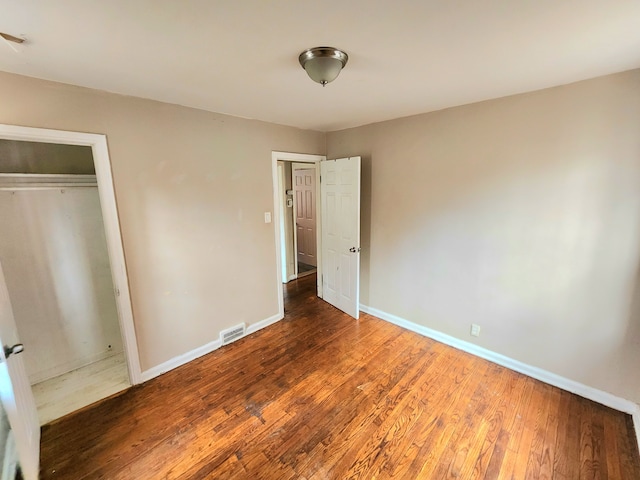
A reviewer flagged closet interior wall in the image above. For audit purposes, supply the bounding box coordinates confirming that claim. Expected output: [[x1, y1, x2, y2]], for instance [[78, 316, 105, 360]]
[[0, 140, 123, 384]]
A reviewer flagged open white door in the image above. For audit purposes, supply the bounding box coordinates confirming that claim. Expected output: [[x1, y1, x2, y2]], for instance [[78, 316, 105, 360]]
[[320, 157, 361, 319], [0, 262, 39, 480]]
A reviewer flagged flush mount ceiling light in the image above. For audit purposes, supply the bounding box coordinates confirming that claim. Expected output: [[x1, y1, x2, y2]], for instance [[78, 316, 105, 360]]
[[0, 32, 25, 44], [299, 47, 348, 87], [0, 32, 26, 52]]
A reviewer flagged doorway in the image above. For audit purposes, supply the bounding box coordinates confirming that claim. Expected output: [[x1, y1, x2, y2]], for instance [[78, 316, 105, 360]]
[[0, 125, 140, 426], [272, 152, 324, 316], [273, 152, 362, 320]]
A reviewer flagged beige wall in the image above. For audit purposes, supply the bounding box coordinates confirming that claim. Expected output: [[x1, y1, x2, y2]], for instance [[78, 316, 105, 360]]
[[327, 69, 640, 403], [0, 71, 325, 372], [0, 140, 94, 174]]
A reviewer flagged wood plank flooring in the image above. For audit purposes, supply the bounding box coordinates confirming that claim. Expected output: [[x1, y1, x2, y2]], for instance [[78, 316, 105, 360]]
[[40, 274, 640, 479], [33, 353, 129, 425]]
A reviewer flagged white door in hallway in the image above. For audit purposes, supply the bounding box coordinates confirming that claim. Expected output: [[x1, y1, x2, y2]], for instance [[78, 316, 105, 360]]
[[294, 167, 317, 267], [0, 261, 40, 480], [320, 157, 361, 319]]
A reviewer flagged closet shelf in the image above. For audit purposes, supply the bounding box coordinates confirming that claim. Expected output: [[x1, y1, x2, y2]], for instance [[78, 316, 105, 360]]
[[0, 173, 97, 189]]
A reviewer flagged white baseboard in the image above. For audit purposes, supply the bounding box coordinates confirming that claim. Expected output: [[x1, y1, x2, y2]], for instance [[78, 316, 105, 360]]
[[140, 337, 222, 382], [29, 348, 122, 385], [246, 313, 283, 336], [360, 303, 640, 452], [140, 313, 284, 383]]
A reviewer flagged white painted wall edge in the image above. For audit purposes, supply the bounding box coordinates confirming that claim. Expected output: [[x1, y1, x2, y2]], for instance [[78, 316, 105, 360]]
[[359, 303, 640, 453], [140, 313, 283, 383]]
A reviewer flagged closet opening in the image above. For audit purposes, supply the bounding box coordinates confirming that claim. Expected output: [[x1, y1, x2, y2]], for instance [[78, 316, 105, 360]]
[[0, 137, 134, 425]]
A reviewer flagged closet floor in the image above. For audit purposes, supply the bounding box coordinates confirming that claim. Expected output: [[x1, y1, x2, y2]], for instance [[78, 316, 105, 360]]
[[32, 354, 130, 426]]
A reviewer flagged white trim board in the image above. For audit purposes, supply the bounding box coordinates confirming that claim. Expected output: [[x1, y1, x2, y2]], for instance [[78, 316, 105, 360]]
[[140, 313, 283, 382], [359, 303, 640, 453], [0, 124, 142, 385]]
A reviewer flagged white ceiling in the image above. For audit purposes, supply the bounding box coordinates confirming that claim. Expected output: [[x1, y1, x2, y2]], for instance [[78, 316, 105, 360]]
[[1, 0, 639, 132]]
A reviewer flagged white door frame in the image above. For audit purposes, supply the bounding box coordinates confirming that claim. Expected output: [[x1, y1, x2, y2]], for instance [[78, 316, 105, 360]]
[[0, 124, 142, 385], [272, 151, 325, 316], [291, 165, 299, 279], [277, 163, 288, 283]]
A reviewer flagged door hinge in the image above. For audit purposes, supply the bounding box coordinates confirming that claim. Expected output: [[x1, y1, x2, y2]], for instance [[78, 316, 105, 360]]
[[115, 288, 120, 297]]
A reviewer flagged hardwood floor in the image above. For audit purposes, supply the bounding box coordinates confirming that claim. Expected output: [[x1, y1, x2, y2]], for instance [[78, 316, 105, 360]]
[[33, 353, 129, 425], [40, 274, 640, 479]]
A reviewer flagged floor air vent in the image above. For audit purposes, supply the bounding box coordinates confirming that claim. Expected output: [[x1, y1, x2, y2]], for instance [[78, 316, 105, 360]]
[[220, 323, 246, 345]]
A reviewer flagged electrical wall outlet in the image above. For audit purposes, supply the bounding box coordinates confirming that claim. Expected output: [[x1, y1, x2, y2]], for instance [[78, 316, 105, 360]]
[[470, 324, 481, 337]]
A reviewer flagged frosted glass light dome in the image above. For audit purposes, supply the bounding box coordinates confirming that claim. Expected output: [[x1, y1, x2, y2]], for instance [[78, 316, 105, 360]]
[[299, 47, 348, 86]]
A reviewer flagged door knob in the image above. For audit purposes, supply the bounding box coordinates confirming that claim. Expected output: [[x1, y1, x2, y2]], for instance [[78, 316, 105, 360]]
[[3, 344, 24, 359]]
